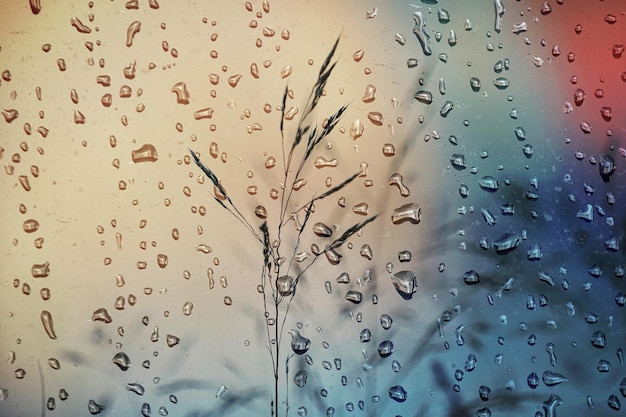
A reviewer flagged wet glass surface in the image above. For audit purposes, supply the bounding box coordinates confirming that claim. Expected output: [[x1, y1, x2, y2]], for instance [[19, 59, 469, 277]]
[[1, 1, 625, 416]]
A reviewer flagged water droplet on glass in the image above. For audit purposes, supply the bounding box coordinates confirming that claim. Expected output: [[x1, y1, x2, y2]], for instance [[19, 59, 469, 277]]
[[88, 399, 105, 415], [390, 270, 417, 300], [388, 385, 407, 402], [440, 100, 454, 117], [126, 21, 141, 47], [314, 156, 338, 168], [412, 12, 432, 55], [280, 65, 292, 79], [391, 203, 421, 224], [465, 354, 477, 372], [493, 77, 510, 89], [352, 202, 369, 215], [289, 330, 311, 355], [91, 308, 112, 325], [345, 290, 362, 304], [313, 222, 333, 237], [542, 371, 567, 386], [294, 370, 308, 387], [112, 352, 131, 371], [413, 90, 433, 104], [380, 314, 392, 330], [360, 244, 372, 260], [389, 173, 410, 196], [378, 340, 394, 358], [126, 383, 145, 396], [40, 310, 57, 339], [450, 154, 467, 169], [228, 74, 242, 88]]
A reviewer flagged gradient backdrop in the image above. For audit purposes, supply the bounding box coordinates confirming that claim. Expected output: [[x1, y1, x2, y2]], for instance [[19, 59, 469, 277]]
[[1, 1, 624, 416]]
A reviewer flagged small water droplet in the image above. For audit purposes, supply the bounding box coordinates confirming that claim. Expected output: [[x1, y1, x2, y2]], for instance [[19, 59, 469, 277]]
[[387, 385, 407, 402], [126, 21, 141, 47], [228, 74, 242, 87]]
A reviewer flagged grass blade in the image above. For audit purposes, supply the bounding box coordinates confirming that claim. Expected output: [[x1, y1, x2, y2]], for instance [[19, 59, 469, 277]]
[[260, 221, 271, 270], [315, 171, 360, 201], [327, 214, 378, 251]]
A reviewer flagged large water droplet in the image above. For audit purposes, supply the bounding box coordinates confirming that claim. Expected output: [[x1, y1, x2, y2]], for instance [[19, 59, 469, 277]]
[[293, 370, 308, 387], [390, 270, 417, 300], [412, 12, 431, 55], [289, 330, 311, 355], [542, 371, 567, 386], [391, 203, 421, 224], [378, 340, 394, 358], [41, 310, 57, 339], [112, 352, 131, 371], [92, 308, 112, 323], [388, 385, 407, 402]]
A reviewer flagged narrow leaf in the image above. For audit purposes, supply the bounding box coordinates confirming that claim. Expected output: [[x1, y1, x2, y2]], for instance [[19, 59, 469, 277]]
[[279, 84, 288, 134], [328, 215, 378, 251], [260, 221, 271, 269], [315, 171, 360, 201], [318, 36, 340, 78]]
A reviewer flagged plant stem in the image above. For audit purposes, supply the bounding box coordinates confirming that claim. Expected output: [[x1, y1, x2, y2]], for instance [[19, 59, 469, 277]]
[[274, 300, 280, 417]]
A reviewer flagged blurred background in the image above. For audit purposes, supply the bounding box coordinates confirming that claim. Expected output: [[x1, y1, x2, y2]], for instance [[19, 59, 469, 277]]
[[1, 0, 624, 416]]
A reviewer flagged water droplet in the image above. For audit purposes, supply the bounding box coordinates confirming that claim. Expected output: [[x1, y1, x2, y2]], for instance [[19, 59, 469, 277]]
[[345, 291, 362, 304], [281, 106, 298, 121], [289, 330, 311, 355], [440, 100, 454, 117], [314, 156, 338, 168], [294, 370, 308, 387], [352, 202, 369, 215], [182, 302, 193, 316], [450, 153, 467, 170], [40, 311, 57, 339], [228, 74, 242, 87], [391, 203, 421, 224], [349, 119, 364, 140], [465, 354, 477, 372], [479, 385, 492, 401], [388, 385, 406, 402], [390, 270, 417, 300], [126, 383, 145, 396], [389, 173, 410, 196], [71, 16, 91, 33], [23, 218, 39, 233], [313, 222, 333, 237], [360, 244, 373, 260], [126, 21, 141, 47], [380, 314, 393, 330], [413, 90, 433, 104], [412, 12, 431, 55], [112, 352, 131, 371], [591, 331, 606, 348], [88, 399, 105, 414], [166, 334, 180, 347], [580, 121, 592, 134], [92, 308, 112, 323], [378, 340, 394, 358], [280, 65, 292, 79], [362, 85, 376, 103], [542, 371, 567, 386], [493, 77, 510, 89]]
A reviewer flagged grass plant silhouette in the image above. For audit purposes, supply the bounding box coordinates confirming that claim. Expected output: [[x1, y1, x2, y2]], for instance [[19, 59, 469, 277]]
[[190, 36, 377, 417]]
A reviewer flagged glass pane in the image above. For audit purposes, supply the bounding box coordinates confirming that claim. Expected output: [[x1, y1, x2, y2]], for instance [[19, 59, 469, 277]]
[[1, 1, 624, 416]]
